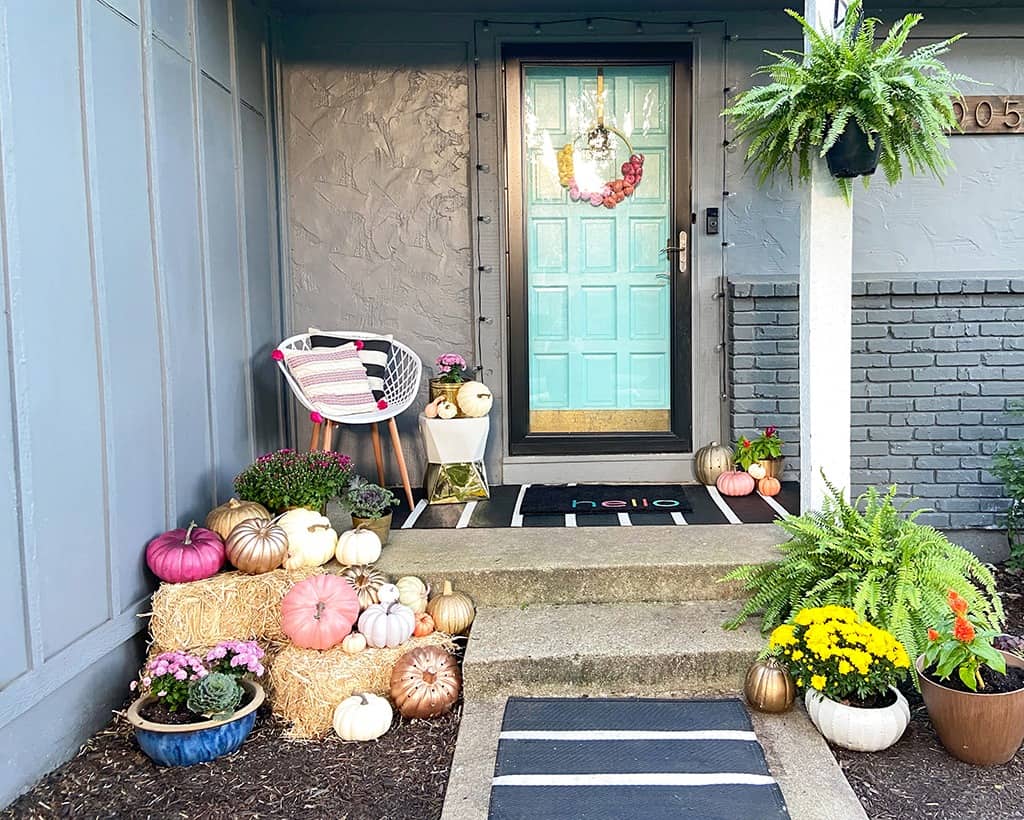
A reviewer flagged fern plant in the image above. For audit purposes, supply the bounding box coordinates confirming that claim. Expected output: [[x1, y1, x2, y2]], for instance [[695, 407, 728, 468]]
[[723, 477, 1003, 669], [722, 0, 968, 200]]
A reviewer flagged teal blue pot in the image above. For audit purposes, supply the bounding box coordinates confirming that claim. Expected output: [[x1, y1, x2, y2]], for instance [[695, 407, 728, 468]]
[[127, 681, 264, 766]]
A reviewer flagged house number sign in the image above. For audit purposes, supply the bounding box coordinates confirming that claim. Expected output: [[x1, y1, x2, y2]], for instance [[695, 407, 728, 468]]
[[951, 95, 1024, 134]]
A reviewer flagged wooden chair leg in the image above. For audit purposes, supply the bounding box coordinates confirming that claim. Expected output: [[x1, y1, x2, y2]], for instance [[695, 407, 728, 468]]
[[370, 423, 386, 486], [309, 422, 321, 452], [322, 420, 334, 452], [387, 417, 415, 511]]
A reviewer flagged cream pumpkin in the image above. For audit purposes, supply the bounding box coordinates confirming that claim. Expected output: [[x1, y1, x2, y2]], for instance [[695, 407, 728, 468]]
[[333, 693, 393, 742], [341, 632, 367, 655], [395, 576, 429, 614], [456, 381, 493, 417], [747, 462, 768, 480], [336, 526, 382, 566], [436, 400, 459, 420], [279, 508, 338, 569]]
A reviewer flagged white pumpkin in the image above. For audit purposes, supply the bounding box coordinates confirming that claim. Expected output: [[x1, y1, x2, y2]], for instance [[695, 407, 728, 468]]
[[333, 693, 393, 741], [456, 381, 493, 417], [747, 462, 767, 480], [358, 601, 415, 648], [377, 583, 401, 604], [436, 400, 458, 419], [341, 632, 367, 655], [424, 396, 443, 419], [279, 508, 338, 569], [395, 575, 429, 614], [336, 526, 382, 566]]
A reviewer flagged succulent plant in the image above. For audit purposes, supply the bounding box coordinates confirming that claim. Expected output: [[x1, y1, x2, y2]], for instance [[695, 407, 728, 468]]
[[186, 672, 243, 719]]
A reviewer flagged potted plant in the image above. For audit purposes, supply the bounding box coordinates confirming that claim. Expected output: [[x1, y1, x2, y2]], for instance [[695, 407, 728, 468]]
[[734, 426, 784, 480], [771, 606, 912, 751], [125, 641, 266, 766], [234, 449, 353, 514], [919, 591, 1024, 765], [429, 352, 471, 407], [723, 0, 967, 200], [992, 400, 1024, 566], [343, 477, 399, 545]]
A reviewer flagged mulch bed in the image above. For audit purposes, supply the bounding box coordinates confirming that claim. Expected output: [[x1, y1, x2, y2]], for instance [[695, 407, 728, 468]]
[[835, 564, 1024, 820], [1, 704, 461, 820]]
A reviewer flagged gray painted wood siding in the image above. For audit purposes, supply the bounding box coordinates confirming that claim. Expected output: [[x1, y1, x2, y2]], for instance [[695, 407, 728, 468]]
[[0, 0, 282, 805]]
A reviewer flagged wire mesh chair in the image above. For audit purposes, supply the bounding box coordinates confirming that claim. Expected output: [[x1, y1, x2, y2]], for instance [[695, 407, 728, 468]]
[[276, 332, 422, 510]]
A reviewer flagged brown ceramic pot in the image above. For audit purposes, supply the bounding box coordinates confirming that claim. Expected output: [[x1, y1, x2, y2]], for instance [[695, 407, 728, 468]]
[[917, 650, 1024, 765], [351, 512, 392, 546]]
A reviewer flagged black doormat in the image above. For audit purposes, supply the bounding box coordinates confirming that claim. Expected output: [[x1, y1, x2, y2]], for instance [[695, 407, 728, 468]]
[[520, 484, 693, 516], [489, 697, 789, 820]]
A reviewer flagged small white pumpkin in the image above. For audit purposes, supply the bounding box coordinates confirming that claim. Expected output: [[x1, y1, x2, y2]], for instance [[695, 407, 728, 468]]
[[333, 693, 393, 742], [341, 632, 367, 655], [336, 526, 382, 566], [279, 508, 338, 569], [747, 462, 767, 480], [436, 399, 459, 420], [395, 575, 429, 614], [358, 601, 416, 648], [456, 381, 493, 418], [377, 583, 401, 604]]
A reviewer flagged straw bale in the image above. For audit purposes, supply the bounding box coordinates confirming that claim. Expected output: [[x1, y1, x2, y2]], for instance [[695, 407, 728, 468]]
[[269, 634, 456, 738]]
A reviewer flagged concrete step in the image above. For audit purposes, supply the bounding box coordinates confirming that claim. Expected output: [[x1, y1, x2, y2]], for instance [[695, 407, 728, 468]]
[[375, 524, 781, 607], [462, 598, 765, 699]]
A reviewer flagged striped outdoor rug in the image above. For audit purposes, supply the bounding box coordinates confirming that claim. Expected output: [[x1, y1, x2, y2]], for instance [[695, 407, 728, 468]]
[[489, 698, 789, 819], [393, 481, 798, 530]]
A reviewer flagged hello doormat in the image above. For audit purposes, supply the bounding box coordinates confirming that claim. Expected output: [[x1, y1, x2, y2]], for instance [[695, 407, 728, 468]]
[[488, 697, 789, 820], [519, 484, 693, 516]]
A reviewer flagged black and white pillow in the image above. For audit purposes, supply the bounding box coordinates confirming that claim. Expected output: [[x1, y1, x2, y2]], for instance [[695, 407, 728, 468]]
[[309, 330, 392, 409]]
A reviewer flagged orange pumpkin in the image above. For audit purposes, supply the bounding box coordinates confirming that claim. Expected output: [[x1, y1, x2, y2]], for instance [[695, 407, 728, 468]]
[[716, 470, 755, 497], [758, 476, 782, 497], [413, 611, 435, 637]]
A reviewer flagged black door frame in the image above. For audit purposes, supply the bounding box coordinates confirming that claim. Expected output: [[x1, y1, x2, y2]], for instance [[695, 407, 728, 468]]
[[504, 42, 694, 456]]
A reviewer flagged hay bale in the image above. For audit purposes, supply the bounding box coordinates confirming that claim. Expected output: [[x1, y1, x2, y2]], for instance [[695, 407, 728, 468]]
[[148, 566, 323, 652], [269, 634, 456, 738]]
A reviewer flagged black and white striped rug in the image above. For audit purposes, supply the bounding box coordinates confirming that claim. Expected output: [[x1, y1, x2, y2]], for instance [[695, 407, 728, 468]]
[[489, 698, 789, 820], [393, 482, 798, 530]]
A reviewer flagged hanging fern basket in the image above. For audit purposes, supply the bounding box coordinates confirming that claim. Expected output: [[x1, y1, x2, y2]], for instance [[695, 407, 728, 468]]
[[825, 120, 882, 179]]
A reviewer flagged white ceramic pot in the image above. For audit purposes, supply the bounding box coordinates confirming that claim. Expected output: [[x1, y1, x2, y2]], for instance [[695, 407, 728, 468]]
[[804, 686, 910, 752]]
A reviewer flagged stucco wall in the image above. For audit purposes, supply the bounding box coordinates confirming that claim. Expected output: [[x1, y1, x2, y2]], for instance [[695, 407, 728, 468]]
[[0, 0, 281, 806]]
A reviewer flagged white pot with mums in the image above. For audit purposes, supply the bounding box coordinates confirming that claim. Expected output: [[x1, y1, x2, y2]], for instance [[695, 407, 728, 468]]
[[770, 605, 914, 752]]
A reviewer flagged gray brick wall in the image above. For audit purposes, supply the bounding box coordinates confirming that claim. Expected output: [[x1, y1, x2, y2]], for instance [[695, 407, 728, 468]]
[[727, 277, 1024, 530]]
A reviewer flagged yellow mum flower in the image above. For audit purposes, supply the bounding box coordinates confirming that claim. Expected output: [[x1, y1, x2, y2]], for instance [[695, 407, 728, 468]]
[[769, 624, 797, 648], [811, 674, 827, 690], [838, 660, 853, 675], [791, 650, 804, 661]]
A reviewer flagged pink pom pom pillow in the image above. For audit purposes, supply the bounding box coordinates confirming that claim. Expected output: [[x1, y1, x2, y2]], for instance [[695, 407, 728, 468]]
[[282, 343, 378, 417]]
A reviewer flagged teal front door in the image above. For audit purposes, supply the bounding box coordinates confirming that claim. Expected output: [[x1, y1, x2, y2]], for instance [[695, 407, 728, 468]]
[[506, 46, 692, 455]]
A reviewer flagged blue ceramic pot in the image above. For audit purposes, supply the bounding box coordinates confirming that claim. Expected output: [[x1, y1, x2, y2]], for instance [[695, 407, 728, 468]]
[[127, 680, 264, 767]]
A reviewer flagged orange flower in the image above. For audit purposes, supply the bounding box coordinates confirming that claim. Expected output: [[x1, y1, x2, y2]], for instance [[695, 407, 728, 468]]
[[928, 628, 940, 641], [947, 590, 968, 617], [953, 617, 975, 643]]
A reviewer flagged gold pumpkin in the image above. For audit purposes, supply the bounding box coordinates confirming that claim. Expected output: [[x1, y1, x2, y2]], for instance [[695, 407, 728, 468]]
[[205, 498, 271, 540], [225, 517, 288, 574], [744, 657, 795, 714], [694, 441, 733, 486], [342, 565, 389, 610], [426, 580, 475, 634]]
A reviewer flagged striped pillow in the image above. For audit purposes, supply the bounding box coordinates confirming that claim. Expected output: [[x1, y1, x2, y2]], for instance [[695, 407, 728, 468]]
[[308, 330, 392, 407], [283, 343, 378, 417]]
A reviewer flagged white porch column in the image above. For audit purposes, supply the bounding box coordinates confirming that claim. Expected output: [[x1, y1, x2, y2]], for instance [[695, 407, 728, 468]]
[[800, 0, 853, 510]]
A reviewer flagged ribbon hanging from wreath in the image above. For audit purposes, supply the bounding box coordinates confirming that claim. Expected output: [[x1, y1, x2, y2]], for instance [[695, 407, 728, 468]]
[[555, 68, 645, 210]]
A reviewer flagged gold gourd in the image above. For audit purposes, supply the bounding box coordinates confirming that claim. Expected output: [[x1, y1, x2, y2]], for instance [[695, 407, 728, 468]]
[[205, 498, 271, 540], [694, 441, 733, 486], [426, 579, 475, 634], [744, 657, 795, 714]]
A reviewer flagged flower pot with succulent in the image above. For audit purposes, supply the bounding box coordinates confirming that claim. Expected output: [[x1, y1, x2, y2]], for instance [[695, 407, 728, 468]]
[[771, 606, 912, 752], [723, 0, 968, 201], [125, 641, 266, 766], [234, 449, 353, 514], [429, 352, 471, 409], [734, 426, 785, 480], [918, 590, 1024, 765], [343, 478, 399, 545]]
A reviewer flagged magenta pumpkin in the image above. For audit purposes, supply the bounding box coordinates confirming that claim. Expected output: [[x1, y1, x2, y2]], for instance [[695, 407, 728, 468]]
[[146, 521, 225, 583], [281, 574, 360, 650], [716, 470, 756, 497]]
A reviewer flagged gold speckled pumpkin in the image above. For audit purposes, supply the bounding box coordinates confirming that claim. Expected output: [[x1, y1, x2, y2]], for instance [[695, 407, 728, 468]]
[[694, 442, 733, 485], [744, 657, 795, 714]]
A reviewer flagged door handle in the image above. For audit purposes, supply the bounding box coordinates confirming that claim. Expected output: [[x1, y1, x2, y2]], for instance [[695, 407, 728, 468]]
[[661, 231, 688, 274]]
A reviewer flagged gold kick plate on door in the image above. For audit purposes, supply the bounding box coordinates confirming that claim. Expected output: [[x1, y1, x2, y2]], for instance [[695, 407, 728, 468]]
[[662, 231, 688, 274]]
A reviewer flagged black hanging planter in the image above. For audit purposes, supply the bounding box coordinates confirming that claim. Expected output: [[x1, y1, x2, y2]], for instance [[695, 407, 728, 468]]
[[825, 120, 881, 179]]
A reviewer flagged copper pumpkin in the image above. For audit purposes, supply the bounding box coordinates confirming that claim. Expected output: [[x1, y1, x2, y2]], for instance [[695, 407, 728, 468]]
[[225, 517, 289, 574], [389, 646, 461, 719], [744, 657, 795, 714]]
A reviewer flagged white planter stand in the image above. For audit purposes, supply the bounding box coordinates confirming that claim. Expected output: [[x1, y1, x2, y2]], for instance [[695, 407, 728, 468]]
[[418, 414, 490, 504], [804, 686, 910, 752]]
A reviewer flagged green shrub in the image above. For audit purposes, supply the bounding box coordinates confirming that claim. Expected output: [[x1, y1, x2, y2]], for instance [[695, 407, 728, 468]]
[[992, 400, 1024, 566], [723, 477, 1003, 667]]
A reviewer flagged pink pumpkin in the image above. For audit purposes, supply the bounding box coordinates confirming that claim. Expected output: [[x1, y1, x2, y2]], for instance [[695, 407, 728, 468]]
[[281, 574, 360, 650], [146, 521, 225, 583], [716, 470, 756, 497]]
